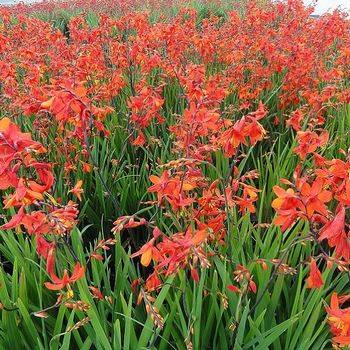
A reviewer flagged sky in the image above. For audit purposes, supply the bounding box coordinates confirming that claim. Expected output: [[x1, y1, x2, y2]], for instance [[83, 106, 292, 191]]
[[304, 0, 349, 14]]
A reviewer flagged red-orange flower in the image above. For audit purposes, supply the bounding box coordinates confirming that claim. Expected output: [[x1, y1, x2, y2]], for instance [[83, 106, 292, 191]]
[[272, 186, 302, 231], [319, 206, 350, 260], [326, 293, 350, 346], [299, 178, 332, 218], [294, 130, 329, 159], [44, 248, 84, 290], [68, 180, 84, 201], [306, 258, 323, 289]]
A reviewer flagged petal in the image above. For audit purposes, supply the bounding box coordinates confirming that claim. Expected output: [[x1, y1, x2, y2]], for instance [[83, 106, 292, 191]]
[[140, 248, 153, 267], [70, 263, 85, 282], [318, 190, 332, 203], [227, 284, 241, 293], [44, 282, 65, 290], [149, 175, 160, 185]]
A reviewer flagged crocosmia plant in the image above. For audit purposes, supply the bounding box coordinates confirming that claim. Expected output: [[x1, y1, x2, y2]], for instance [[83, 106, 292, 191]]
[[0, 0, 349, 349]]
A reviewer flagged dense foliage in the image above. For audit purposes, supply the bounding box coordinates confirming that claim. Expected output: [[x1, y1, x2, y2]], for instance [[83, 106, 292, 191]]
[[0, 0, 350, 349]]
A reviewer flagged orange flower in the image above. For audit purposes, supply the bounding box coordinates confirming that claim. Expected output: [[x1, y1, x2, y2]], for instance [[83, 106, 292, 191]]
[[148, 171, 195, 210], [294, 130, 329, 159], [272, 186, 302, 231], [81, 162, 92, 173], [130, 238, 156, 267], [145, 273, 162, 292], [306, 258, 323, 289], [319, 206, 350, 260], [272, 177, 332, 230], [44, 248, 84, 290], [36, 236, 54, 259], [68, 180, 84, 201], [299, 178, 332, 218], [326, 293, 350, 346]]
